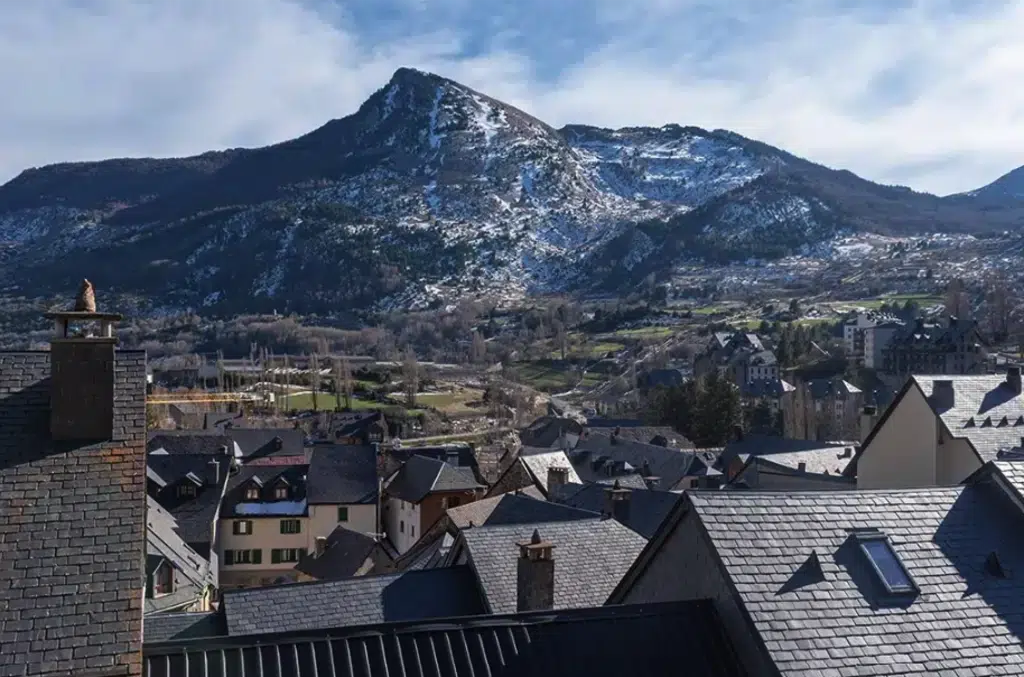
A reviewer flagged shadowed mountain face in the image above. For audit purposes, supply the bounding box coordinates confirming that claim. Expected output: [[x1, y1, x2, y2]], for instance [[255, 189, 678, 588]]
[[3, 66, 1024, 314]]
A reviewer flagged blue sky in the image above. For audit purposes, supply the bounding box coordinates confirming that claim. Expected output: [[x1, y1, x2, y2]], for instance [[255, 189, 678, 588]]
[[2, 0, 1024, 194]]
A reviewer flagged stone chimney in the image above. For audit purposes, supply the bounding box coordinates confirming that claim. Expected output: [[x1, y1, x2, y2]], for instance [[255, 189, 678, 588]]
[[1007, 367, 1022, 395], [603, 479, 632, 523], [314, 536, 327, 558], [859, 405, 878, 444], [516, 529, 555, 612], [45, 280, 122, 441], [547, 466, 569, 491]]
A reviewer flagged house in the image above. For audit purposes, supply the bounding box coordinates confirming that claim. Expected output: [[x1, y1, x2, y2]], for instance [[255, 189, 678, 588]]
[[146, 497, 216, 614], [740, 376, 794, 418], [168, 402, 210, 429], [148, 431, 234, 458], [144, 600, 746, 677], [782, 376, 863, 441], [293, 524, 393, 581], [844, 311, 903, 364], [882, 316, 987, 377], [324, 410, 388, 445], [718, 435, 856, 482], [851, 368, 1024, 489], [584, 419, 694, 448], [695, 331, 779, 387], [444, 518, 647, 614], [517, 415, 583, 449], [147, 448, 232, 561], [217, 460, 311, 588], [0, 301, 147, 674], [225, 427, 305, 462], [863, 317, 905, 369], [485, 446, 582, 498], [383, 454, 484, 554], [220, 566, 487, 636], [548, 481, 681, 539], [382, 442, 485, 483], [609, 461, 1024, 675], [569, 433, 720, 491], [391, 492, 600, 572], [305, 445, 380, 544]]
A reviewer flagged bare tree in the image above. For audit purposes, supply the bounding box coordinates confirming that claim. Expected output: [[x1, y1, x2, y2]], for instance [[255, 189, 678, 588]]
[[335, 356, 354, 411], [552, 319, 568, 360], [310, 353, 321, 411], [403, 348, 419, 407], [470, 331, 487, 364]]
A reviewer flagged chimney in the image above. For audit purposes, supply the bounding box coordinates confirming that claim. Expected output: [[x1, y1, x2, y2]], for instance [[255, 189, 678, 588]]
[[603, 480, 632, 523], [547, 466, 569, 491], [859, 405, 878, 444], [932, 380, 955, 410], [272, 436, 284, 451], [516, 529, 555, 612], [45, 280, 121, 441], [446, 450, 460, 467], [314, 536, 327, 558], [1007, 367, 1022, 395]]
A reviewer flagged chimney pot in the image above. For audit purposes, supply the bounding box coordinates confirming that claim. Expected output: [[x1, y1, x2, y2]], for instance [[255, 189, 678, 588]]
[[314, 536, 327, 558], [604, 480, 632, 523], [516, 529, 555, 612], [547, 466, 569, 491]]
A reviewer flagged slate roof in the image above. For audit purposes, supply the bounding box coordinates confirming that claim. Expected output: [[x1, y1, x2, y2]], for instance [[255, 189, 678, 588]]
[[222, 462, 310, 517], [914, 373, 1024, 462], [0, 349, 148, 675], [742, 377, 795, 398], [148, 451, 232, 550], [548, 482, 680, 539], [571, 434, 697, 490], [306, 445, 378, 504], [294, 525, 389, 580], [144, 600, 748, 677], [519, 448, 582, 493], [518, 416, 583, 448], [721, 436, 856, 475], [221, 566, 487, 636], [586, 424, 693, 448], [226, 427, 305, 460], [458, 518, 647, 614], [681, 484, 1024, 675], [386, 454, 481, 503], [328, 411, 385, 438], [143, 612, 225, 643], [203, 411, 241, 430], [147, 431, 234, 456], [146, 496, 215, 613]]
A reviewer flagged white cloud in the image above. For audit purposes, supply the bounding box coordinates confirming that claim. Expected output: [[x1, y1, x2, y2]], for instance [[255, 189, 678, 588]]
[[2, 0, 1024, 194]]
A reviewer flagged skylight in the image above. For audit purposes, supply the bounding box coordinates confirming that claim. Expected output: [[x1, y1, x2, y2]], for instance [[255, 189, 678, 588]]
[[854, 530, 917, 594]]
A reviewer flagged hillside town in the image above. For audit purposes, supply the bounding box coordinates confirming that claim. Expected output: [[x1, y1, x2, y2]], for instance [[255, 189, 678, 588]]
[[1, 281, 1023, 677]]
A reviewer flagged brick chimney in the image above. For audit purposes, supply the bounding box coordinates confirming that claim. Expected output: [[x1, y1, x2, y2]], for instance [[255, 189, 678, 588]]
[[1007, 367, 1022, 395], [603, 479, 632, 523], [547, 466, 569, 491], [516, 529, 555, 612], [44, 281, 122, 441]]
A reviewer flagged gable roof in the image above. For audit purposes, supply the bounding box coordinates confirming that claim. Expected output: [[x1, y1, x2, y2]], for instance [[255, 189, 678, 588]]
[[144, 600, 748, 677], [223, 462, 310, 517], [146, 496, 215, 613], [458, 518, 647, 614], [294, 525, 390, 580], [915, 374, 1024, 462], [548, 482, 680, 539], [518, 416, 583, 448], [221, 566, 486, 636], [306, 445, 378, 504], [0, 350, 147, 674], [226, 427, 305, 460], [519, 448, 582, 493], [630, 484, 1024, 675], [328, 410, 385, 439], [586, 424, 693, 449], [148, 451, 232, 547], [147, 431, 234, 456], [386, 454, 481, 503], [571, 434, 697, 490], [721, 436, 855, 475]]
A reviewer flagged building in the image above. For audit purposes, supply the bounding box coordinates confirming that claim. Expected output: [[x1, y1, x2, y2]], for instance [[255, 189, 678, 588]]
[[293, 524, 393, 581], [487, 446, 582, 498], [882, 316, 986, 377], [383, 454, 484, 554], [569, 433, 721, 491], [695, 331, 779, 387], [782, 376, 863, 441], [844, 311, 903, 365], [850, 368, 1024, 489], [323, 410, 388, 445], [548, 481, 681, 539], [146, 497, 217, 614], [609, 461, 1024, 675], [0, 299, 147, 674], [717, 436, 857, 491], [863, 318, 905, 369]]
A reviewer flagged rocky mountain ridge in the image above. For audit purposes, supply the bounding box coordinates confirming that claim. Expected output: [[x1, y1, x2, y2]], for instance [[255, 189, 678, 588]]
[[2, 67, 1023, 314]]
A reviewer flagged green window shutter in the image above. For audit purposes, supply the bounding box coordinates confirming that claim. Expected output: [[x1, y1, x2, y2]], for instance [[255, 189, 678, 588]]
[[252, 549, 262, 565], [280, 520, 286, 534], [296, 520, 301, 534], [338, 507, 349, 522], [224, 550, 234, 566], [271, 549, 281, 564], [232, 522, 239, 535]]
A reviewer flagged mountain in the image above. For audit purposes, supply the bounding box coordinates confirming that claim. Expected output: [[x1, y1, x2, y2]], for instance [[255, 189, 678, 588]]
[[3, 67, 1024, 314], [954, 166, 1024, 204]]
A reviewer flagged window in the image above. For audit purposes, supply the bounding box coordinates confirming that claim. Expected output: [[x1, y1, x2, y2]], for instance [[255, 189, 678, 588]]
[[274, 485, 289, 500], [855, 530, 916, 594], [271, 548, 302, 564], [224, 549, 262, 566], [411, 526, 415, 538], [177, 484, 197, 498], [448, 496, 461, 508], [232, 520, 253, 536], [337, 506, 349, 523], [244, 487, 260, 501], [280, 519, 301, 535], [400, 520, 404, 534], [153, 562, 174, 596]]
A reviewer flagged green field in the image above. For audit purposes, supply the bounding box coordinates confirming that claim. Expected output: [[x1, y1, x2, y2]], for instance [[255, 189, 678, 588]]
[[610, 327, 674, 338], [281, 391, 379, 411]]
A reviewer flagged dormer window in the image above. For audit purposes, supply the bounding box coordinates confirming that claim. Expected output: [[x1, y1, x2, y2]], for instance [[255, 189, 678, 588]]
[[244, 487, 260, 501], [274, 485, 289, 500], [153, 561, 174, 597], [177, 484, 197, 498], [854, 529, 917, 594]]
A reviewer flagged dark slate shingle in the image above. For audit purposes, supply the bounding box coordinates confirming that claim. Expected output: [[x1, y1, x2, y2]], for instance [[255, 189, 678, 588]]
[[549, 482, 680, 539], [306, 445, 378, 504]]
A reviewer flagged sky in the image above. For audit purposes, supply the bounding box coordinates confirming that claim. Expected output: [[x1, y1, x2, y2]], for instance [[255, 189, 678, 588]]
[[2, 0, 1024, 195]]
